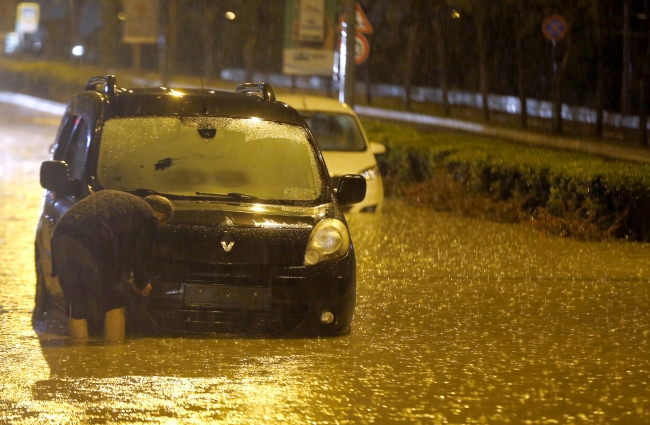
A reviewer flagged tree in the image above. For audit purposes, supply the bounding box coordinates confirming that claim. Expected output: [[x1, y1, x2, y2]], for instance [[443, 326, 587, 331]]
[[446, 0, 491, 122], [637, 2, 650, 146], [537, 0, 595, 134], [201, 0, 217, 80], [431, 0, 451, 116], [501, 0, 543, 129], [97, 0, 121, 68], [595, 0, 604, 138], [402, 0, 420, 110], [622, 0, 632, 115]]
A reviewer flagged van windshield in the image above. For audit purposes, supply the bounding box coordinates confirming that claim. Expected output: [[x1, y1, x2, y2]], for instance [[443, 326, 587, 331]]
[[97, 116, 323, 201], [300, 112, 366, 152]]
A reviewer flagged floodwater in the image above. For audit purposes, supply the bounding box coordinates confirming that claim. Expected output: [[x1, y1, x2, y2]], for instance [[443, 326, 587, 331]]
[[0, 102, 649, 424]]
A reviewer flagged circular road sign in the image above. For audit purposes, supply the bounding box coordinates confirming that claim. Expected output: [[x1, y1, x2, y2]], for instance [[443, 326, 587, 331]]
[[355, 33, 370, 65], [542, 14, 568, 41]]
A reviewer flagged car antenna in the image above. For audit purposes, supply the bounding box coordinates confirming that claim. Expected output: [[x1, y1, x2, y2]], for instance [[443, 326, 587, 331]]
[[197, 68, 216, 138], [200, 68, 207, 114]]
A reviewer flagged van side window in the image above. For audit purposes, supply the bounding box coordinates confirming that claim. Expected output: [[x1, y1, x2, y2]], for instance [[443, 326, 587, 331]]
[[65, 119, 91, 182], [52, 117, 76, 161]]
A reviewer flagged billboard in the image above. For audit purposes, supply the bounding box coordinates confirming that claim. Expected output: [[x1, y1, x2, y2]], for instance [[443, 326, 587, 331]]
[[15, 2, 39, 34], [283, 0, 337, 76], [123, 0, 159, 44]]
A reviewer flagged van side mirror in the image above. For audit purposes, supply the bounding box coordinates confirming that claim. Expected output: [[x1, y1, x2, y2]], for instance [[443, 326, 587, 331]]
[[370, 142, 386, 155], [40, 160, 80, 196], [336, 174, 366, 205]]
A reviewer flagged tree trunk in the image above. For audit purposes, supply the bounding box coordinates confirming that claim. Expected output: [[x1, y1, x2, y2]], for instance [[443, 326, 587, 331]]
[[515, 34, 527, 129], [638, 14, 650, 146], [515, 1, 528, 129], [552, 36, 572, 134], [364, 64, 372, 104], [162, 0, 178, 86], [68, 0, 81, 59], [595, 0, 604, 138], [622, 0, 631, 115], [243, 2, 258, 82], [98, 0, 119, 67], [403, 4, 419, 111], [202, 0, 216, 81], [244, 36, 257, 82], [476, 8, 490, 122], [638, 77, 647, 146], [433, 3, 450, 116]]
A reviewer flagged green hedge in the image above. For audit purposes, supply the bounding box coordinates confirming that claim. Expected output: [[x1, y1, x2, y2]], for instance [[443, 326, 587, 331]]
[[363, 119, 650, 241], [0, 60, 97, 102]]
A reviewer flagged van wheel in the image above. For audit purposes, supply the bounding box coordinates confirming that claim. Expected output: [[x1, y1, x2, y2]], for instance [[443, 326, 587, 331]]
[[32, 253, 49, 324]]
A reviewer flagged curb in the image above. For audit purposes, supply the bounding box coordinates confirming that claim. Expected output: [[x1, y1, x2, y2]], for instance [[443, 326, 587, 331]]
[[355, 106, 650, 165], [4, 90, 650, 165]]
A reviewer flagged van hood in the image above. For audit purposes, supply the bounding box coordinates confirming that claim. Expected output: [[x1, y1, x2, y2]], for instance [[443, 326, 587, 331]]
[[321, 150, 377, 177], [153, 201, 330, 267]]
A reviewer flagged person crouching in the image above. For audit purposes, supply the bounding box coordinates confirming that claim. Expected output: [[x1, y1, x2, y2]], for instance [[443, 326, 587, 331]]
[[50, 190, 173, 342]]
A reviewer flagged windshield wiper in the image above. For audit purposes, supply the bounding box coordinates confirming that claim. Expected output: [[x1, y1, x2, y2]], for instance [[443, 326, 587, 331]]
[[130, 188, 167, 197], [128, 188, 188, 200], [195, 191, 259, 201]]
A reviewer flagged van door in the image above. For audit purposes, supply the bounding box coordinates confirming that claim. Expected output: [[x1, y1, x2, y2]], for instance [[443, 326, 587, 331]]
[[38, 112, 94, 306]]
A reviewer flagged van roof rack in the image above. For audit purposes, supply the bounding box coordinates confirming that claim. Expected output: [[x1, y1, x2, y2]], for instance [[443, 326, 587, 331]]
[[85, 75, 116, 95], [236, 82, 276, 101]]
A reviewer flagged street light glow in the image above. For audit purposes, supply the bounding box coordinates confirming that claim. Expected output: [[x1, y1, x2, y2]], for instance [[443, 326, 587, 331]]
[[72, 45, 84, 56], [225, 11, 235, 20], [452, 10, 460, 18]]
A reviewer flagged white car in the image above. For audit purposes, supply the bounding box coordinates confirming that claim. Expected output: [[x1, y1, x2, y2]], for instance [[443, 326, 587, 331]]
[[279, 95, 385, 213]]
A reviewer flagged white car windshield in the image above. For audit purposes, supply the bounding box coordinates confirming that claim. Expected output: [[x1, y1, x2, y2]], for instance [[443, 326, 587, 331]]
[[97, 116, 323, 201], [300, 112, 366, 152]]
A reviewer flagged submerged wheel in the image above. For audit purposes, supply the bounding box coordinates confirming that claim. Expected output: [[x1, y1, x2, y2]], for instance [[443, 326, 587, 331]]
[[32, 250, 50, 324]]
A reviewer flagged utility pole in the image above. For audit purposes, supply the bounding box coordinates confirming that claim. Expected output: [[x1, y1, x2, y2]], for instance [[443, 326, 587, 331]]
[[340, 0, 356, 106]]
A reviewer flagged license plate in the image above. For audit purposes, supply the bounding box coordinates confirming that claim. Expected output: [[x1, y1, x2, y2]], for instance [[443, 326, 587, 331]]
[[184, 284, 271, 311]]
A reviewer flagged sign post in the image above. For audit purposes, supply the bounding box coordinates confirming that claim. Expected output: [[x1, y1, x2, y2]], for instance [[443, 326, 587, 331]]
[[123, 0, 159, 72], [542, 14, 568, 74], [339, 2, 372, 105], [542, 14, 568, 133], [542, 14, 568, 42], [353, 3, 372, 65], [354, 33, 370, 65], [283, 0, 338, 77]]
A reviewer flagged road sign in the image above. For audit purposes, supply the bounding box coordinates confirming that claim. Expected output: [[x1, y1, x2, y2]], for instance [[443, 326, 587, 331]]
[[355, 33, 370, 64], [542, 14, 568, 41], [355, 3, 373, 34], [297, 0, 326, 42], [123, 0, 159, 44], [340, 3, 373, 34], [283, 0, 338, 76], [15, 2, 39, 34]]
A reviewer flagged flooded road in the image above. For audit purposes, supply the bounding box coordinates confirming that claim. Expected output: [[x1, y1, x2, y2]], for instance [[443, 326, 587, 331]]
[[1, 101, 649, 424]]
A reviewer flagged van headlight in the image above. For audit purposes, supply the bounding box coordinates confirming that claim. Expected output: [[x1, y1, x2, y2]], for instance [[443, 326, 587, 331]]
[[304, 219, 350, 266], [360, 165, 380, 180]]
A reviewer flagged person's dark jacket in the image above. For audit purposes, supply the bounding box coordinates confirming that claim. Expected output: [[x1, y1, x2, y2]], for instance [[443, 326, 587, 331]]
[[51, 190, 160, 291]]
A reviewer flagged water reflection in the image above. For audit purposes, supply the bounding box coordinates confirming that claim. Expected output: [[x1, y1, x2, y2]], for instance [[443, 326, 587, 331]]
[[5, 191, 650, 423], [1, 105, 650, 422]]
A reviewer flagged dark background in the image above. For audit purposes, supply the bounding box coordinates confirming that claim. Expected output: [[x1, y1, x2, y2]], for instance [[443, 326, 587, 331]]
[[1, 0, 648, 115]]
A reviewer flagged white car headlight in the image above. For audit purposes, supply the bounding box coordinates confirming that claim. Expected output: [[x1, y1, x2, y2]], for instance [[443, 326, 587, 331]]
[[304, 219, 350, 266], [360, 165, 380, 180]]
